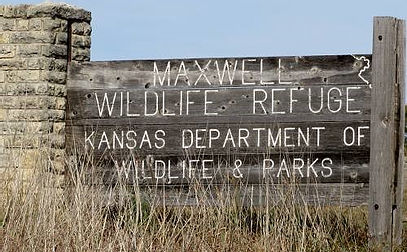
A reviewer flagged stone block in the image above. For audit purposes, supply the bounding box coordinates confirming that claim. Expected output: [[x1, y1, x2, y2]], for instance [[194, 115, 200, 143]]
[[40, 70, 66, 84], [41, 17, 61, 31], [6, 108, 65, 121], [52, 122, 65, 134], [0, 33, 10, 43], [10, 31, 55, 44], [16, 19, 28, 30], [4, 82, 48, 95], [0, 17, 15, 31], [0, 45, 15, 58], [71, 34, 91, 48], [41, 44, 67, 59], [71, 48, 90, 61], [71, 21, 91, 35], [55, 32, 67, 45], [4, 71, 16, 82], [26, 58, 40, 69], [0, 95, 64, 109], [1, 134, 43, 149], [16, 44, 41, 57], [0, 109, 6, 120], [0, 121, 52, 135], [39, 58, 66, 71], [26, 3, 91, 22], [18, 70, 40, 82], [0, 85, 4, 96], [6, 70, 40, 82], [0, 59, 25, 69], [0, 83, 5, 95], [54, 97, 66, 110], [6, 109, 43, 121], [47, 83, 66, 97], [28, 18, 42, 31], [48, 109, 65, 120], [6, 82, 28, 95], [3, 5, 29, 18]]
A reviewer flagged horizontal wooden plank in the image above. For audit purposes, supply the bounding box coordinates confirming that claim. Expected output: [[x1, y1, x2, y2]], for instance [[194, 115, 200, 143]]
[[134, 183, 369, 206], [67, 55, 372, 89], [66, 121, 370, 155], [75, 153, 369, 185], [66, 85, 370, 121]]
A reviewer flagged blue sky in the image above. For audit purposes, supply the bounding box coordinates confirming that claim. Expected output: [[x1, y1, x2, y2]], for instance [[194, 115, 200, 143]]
[[3, 0, 407, 60]]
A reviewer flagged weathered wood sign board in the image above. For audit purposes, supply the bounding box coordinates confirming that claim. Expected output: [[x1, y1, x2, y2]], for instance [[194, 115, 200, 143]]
[[67, 55, 372, 206], [66, 16, 405, 248]]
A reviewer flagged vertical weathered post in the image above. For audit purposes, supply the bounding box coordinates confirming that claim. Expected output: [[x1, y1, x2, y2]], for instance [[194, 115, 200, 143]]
[[369, 16, 405, 248]]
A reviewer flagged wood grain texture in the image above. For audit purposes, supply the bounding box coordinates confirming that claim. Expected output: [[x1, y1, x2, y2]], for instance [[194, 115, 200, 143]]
[[369, 17, 405, 247], [73, 153, 369, 185], [66, 121, 370, 155], [66, 55, 373, 207], [394, 18, 405, 246], [135, 183, 369, 207], [67, 55, 372, 89], [66, 85, 370, 121]]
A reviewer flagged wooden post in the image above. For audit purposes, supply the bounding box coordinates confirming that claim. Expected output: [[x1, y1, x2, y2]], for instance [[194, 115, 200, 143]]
[[369, 16, 405, 248]]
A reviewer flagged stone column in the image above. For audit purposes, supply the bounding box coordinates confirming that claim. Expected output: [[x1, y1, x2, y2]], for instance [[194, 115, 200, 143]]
[[0, 3, 91, 191]]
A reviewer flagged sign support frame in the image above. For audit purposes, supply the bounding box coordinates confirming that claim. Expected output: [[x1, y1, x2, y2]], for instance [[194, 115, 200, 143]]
[[369, 16, 405, 248]]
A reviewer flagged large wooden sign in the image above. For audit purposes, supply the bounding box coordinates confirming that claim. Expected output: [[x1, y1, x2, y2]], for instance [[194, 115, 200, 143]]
[[67, 55, 372, 205], [66, 16, 405, 248]]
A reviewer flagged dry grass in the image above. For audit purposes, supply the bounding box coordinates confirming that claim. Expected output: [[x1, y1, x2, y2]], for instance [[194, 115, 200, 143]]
[[0, 153, 406, 252]]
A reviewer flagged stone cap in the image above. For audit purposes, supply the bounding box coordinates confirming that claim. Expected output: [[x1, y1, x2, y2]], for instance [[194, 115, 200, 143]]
[[0, 3, 91, 22]]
